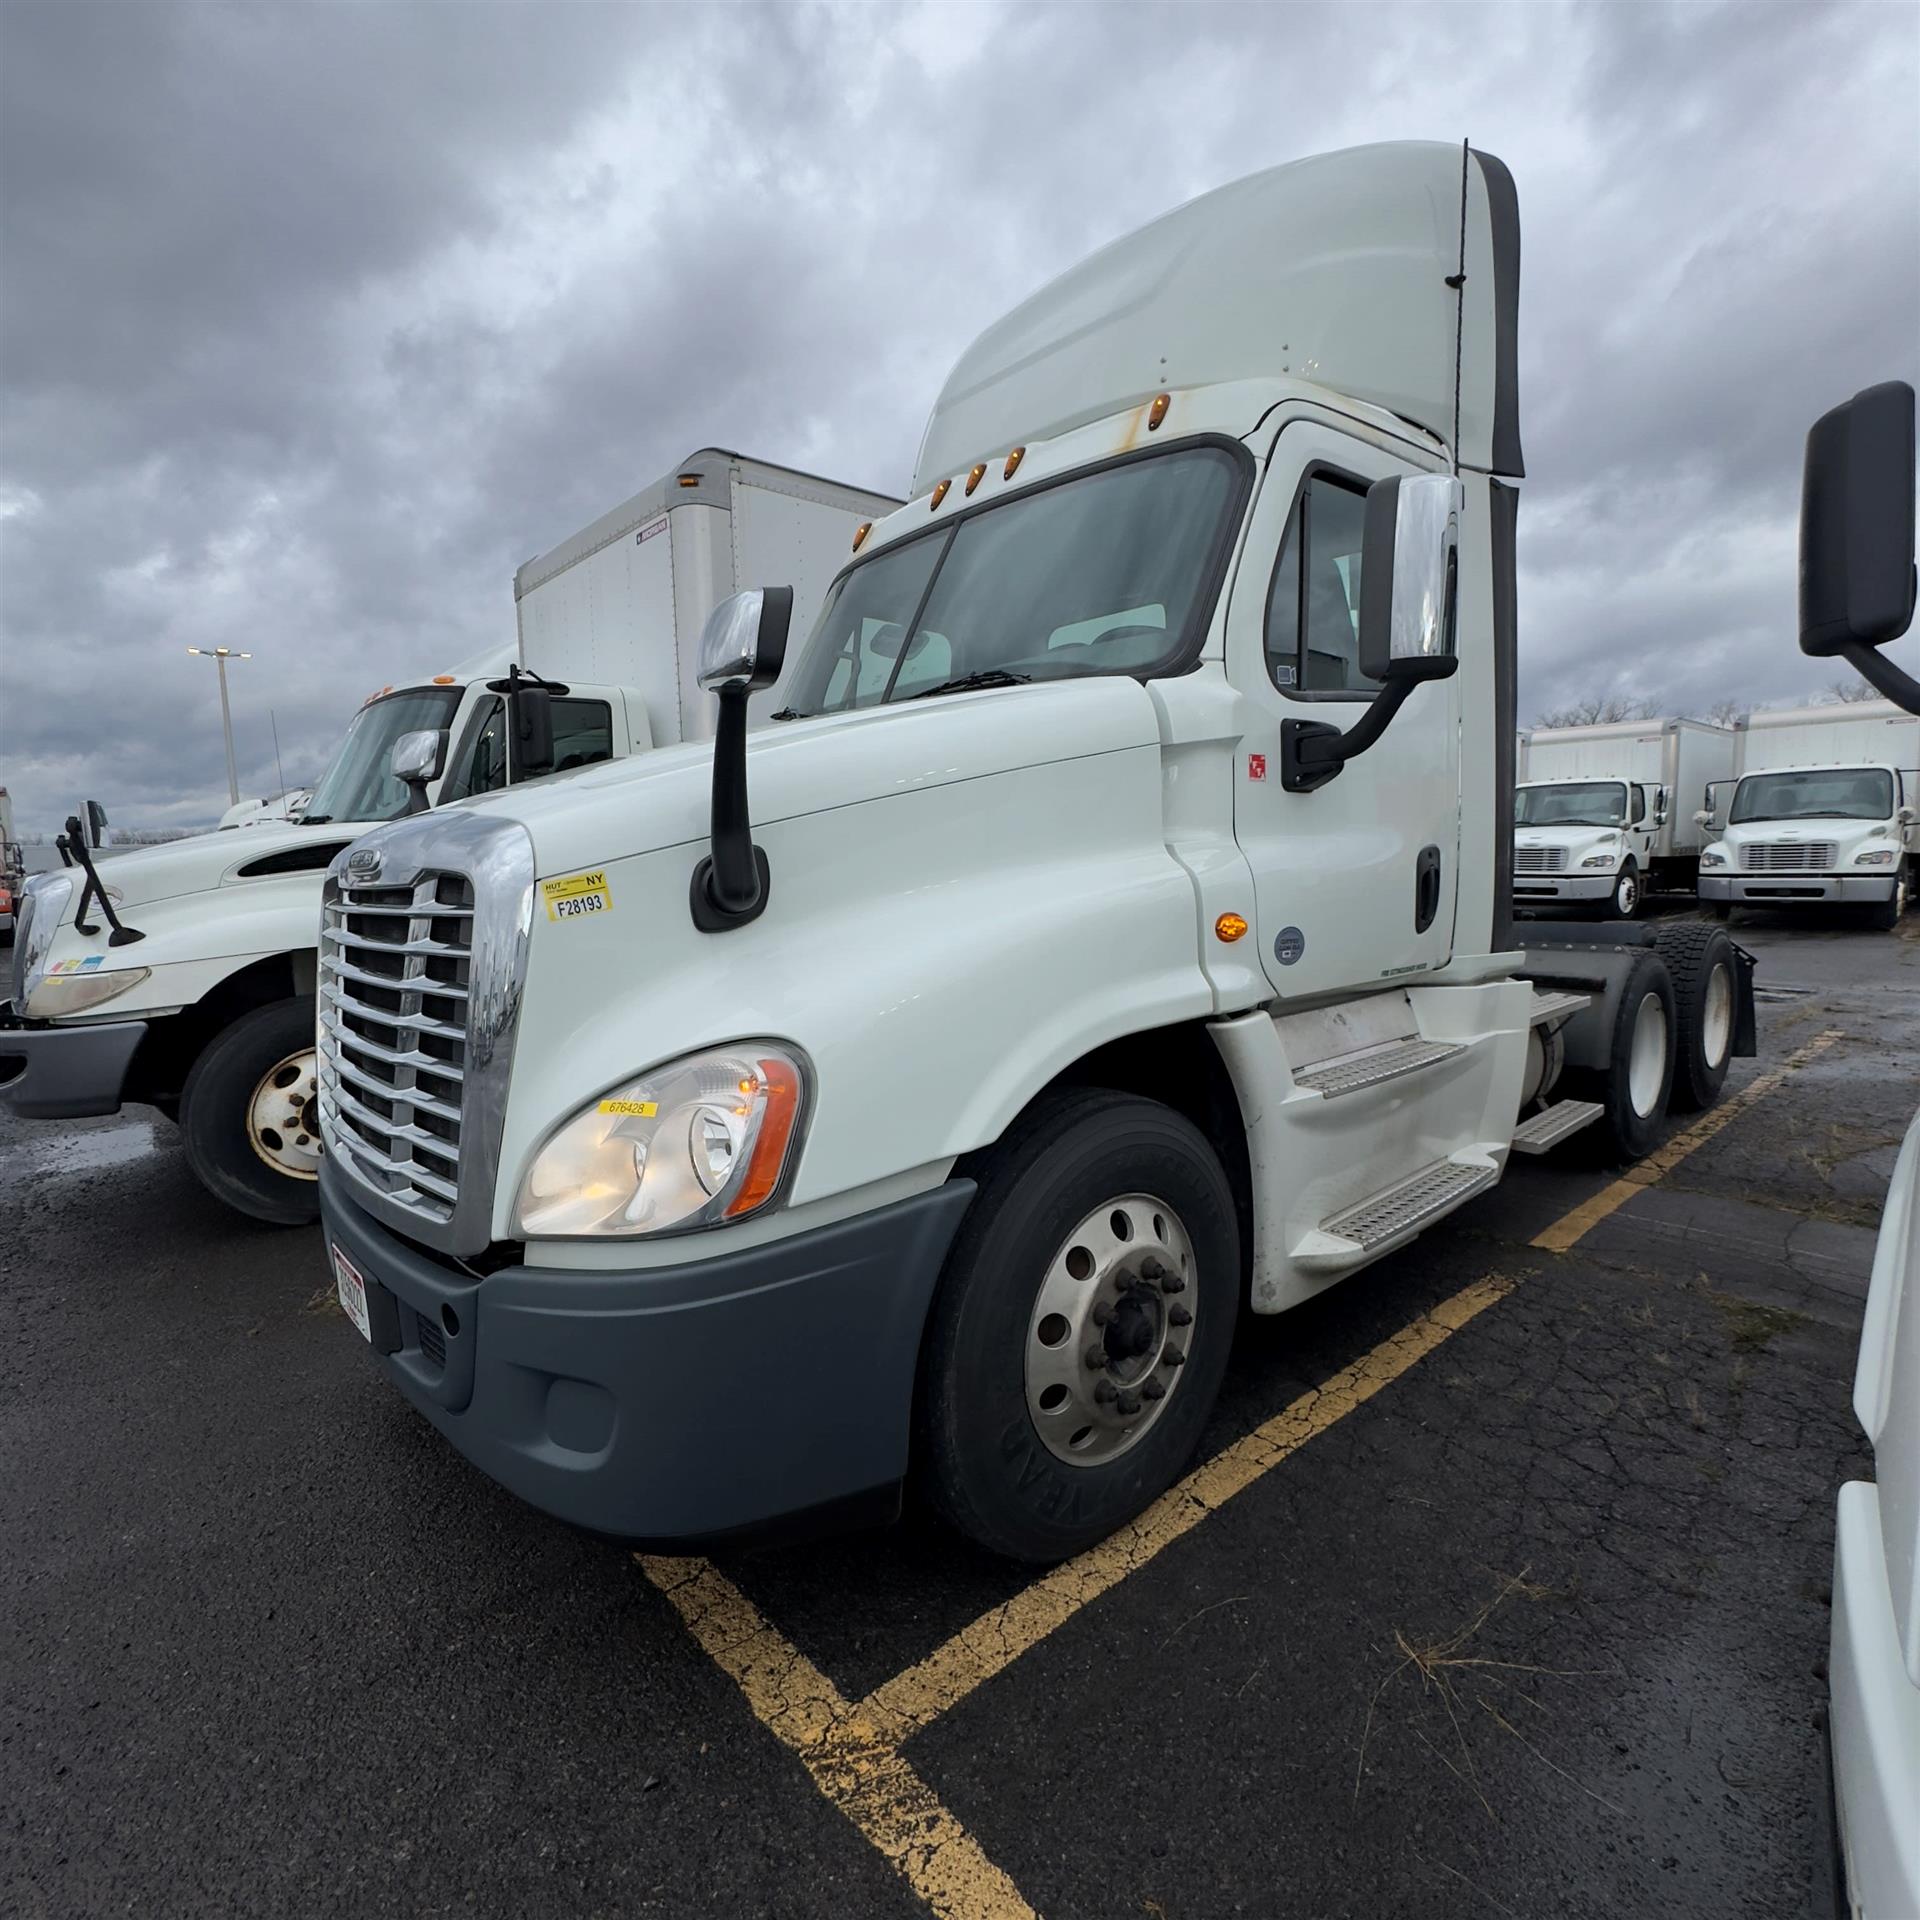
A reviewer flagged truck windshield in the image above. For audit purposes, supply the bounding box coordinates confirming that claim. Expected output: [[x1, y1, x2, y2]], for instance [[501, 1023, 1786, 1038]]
[[1729, 768, 1893, 823], [781, 445, 1243, 714], [302, 687, 461, 824], [1514, 781, 1628, 827]]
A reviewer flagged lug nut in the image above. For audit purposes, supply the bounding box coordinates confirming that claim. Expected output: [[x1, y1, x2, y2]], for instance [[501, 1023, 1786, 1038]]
[[1160, 1273, 1188, 1294], [1115, 1389, 1141, 1416], [1139, 1257, 1165, 1282], [1168, 1305, 1193, 1327], [1162, 1347, 1186, 1368], [1094, 1379, 1118, 1405], [1091, 1301, 1114, 1327], [1084, 1347, 1108, 1370], [1142, 1378, 1166, 1402]]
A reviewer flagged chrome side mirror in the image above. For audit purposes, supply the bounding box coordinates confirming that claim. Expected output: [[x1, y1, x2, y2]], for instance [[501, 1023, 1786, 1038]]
[[1356, 474, 1465, 684], [698, 588, 793, 693], [1653, 785, 1670, 828], [1692, 808, 1715, 830], [390, 729, 446, 817]]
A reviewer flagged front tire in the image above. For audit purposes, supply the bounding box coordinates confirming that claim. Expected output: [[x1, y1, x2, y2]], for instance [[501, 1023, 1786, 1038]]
[[180, 996, 322, 1226], [916, 1090, 1238, 1562], [1865, 871, 1908, 932], [1605, 861, 1642, 921]]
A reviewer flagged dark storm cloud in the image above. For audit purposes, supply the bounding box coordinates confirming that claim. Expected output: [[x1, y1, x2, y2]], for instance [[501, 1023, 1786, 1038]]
[[1, 0, 1916, 833]]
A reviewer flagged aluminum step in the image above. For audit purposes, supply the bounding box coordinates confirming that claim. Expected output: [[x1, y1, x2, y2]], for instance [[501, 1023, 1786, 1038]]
[[1527, 989, 1589, 1027], [1509, 1098, 1604, 1154], [1293, 1036, 1463, 1099], [1294, 1156, 1499, 1273]]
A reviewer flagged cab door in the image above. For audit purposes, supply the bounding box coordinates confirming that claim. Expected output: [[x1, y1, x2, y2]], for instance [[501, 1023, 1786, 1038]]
[[1226, 417, 1461, 999]]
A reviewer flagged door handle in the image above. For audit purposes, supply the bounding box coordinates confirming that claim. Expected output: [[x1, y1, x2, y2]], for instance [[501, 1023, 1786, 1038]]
[[1415, 845, 1442, 934]]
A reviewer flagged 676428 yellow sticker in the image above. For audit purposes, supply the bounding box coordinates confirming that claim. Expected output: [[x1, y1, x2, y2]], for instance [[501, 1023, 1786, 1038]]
[[541, 869, 613, 922]]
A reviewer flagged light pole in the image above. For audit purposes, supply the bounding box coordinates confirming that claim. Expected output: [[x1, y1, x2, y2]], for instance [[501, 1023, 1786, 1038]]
[[186, 646, 251, 806]]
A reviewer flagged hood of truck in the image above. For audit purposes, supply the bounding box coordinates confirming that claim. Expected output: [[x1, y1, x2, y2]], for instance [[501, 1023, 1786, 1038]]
[[456, 676, 1165, 878], [49, 818, 374, 921], [1720, 816, 1894, 861], [1514, 826, 1623, 865]]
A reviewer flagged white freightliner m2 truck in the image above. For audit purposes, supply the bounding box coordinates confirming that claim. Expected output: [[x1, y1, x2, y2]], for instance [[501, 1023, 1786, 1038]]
[[1514, 717, 1737, 918], [1789, 380, 1920, 1920], [317, 142, 1759, 1563], [1698, 699, 1919, 929], [0, 453, 896, 1223]]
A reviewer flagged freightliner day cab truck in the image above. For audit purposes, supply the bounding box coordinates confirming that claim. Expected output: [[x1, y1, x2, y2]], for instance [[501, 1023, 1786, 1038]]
[[0, 453, 897, 1223], [318, 141, 1759, 1562], [1699, 699, 1919, 928], [1514, 717, 1737, 917], [1790, 380, 1920, 1920]]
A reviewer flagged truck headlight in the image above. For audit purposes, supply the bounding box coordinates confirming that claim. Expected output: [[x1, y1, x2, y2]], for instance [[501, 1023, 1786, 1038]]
[[1701, 849, 1727, 869], [26, 965, 151, 1018], [513, 1043, 808, 1239], [1853, 848, 1898, 866], [1580, 852, 1616, 868]]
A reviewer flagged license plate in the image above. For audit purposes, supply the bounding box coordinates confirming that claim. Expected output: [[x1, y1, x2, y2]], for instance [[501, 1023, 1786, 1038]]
[[332, 1243, 372, 1343]]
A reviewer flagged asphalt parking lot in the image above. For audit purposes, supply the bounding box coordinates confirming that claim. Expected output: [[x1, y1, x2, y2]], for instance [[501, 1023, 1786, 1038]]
[[3, 907, 1916, 1920]]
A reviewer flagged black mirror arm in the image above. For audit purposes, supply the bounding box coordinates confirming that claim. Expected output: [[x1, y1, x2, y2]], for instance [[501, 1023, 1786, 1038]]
[[1837, 639, 1920, 716], [59, 815, 144, 945], [1280, 679, 1417, 793], [401, 776, 432, 817], [689, 683, 770, 930]]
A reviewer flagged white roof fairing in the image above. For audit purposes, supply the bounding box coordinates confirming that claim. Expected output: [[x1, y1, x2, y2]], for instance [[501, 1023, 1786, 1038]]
[[913, 142, 1522, 492]]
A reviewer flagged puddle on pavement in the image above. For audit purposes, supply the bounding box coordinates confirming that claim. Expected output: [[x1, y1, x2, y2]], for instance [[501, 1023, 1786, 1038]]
[[14, 1119, 165, 1176]]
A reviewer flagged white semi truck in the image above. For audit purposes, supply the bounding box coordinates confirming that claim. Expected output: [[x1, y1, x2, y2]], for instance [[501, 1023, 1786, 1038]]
[[1790, 379, 1920, 1919], [1514, 717, 1737, 917], [1699, 699, 1918, 928], [0, 452, 897, 1222], [316, 140, 1759, 1562]]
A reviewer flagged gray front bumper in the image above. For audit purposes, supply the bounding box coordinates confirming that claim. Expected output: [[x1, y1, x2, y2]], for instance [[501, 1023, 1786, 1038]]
[[0, 1011, 147, 1119], [321, 1161, 978, 1547], [1513, 870, 1616, 903], [1699, 873, 1896, 904]]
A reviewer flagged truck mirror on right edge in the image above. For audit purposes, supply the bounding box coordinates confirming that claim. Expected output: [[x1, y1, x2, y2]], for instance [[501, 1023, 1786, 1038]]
[[1356, 473, 1464, 683], [1800, 380, 1918, 707]]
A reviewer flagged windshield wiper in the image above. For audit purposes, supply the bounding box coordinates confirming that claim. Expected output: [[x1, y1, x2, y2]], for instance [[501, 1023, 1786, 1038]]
[[301, 814, 332, 824], [906, 669, 1032, 701]]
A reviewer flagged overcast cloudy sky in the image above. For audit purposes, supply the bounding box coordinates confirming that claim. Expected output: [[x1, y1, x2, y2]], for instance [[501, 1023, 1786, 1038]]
[[2, 0, 1916, 833]]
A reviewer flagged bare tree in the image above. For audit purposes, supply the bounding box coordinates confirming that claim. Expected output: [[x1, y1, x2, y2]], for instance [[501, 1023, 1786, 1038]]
[[1816, 677, 1880, 704], [1701, 699, 1742, 727], [1532, 693, 1659, 728]]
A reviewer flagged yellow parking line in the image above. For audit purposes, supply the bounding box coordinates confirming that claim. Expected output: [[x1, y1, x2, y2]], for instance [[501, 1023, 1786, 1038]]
[[637, 1555, 1037, 1920], [1530, 1029, 1842, 1253], [858, 1271, 1516, 1743]]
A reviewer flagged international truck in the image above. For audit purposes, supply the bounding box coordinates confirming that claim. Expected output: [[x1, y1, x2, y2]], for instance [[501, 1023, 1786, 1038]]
[[1791, 379, 1920, 1919], [0, 452, 897, 1223], [316, 140, 1757, 1563], [1513, 717, 1737, 917], [1698, 699, 1918, 928]]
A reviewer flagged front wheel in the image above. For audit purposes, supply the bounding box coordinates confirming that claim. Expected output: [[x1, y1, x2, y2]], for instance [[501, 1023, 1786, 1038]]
[[916, 1090, 1239, 1562], [180, 996, 322, 1225], [1605, 861, 1642, 921], [1865, 872, 1908, 932]]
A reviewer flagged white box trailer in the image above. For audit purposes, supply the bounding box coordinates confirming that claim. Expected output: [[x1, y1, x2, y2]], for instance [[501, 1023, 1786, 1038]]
[[1699, 699, 1920, 925], [514, 449, 901, 744], [1513, 717, 1736, 913]]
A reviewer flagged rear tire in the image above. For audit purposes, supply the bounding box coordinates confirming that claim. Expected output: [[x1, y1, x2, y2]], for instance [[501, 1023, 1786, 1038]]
[[180, 997, 322, 1226], [1561, 952, 1676, 1161], [916, 1089, 1238, 1563], [1652, 923, 1738, 1113]]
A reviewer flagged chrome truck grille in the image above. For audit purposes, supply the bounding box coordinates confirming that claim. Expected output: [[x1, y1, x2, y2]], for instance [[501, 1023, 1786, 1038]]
[[1513, 846, 1569, 874], [318, 812, 534, 1256], [1742, 841, 1838, 872]]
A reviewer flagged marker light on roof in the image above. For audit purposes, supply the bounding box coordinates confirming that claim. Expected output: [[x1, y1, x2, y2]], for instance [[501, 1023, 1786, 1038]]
[[1004, 447, 1025, 480], [965, 463, 986, 496], [1148, 392, 1171, 431], [677, 473, 701, 488], [929, 479, 951, 511], [852, 521, 872, 552]]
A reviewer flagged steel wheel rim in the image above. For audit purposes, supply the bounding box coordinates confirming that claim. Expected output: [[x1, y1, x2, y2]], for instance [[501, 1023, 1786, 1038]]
[[1701, 962, 1733, 1069], [1616, 870, 1638, 915], [247, 1047, 322, 1180], [1024, 1192, 1196, 1467], [1627, 991, 1668, 1118]]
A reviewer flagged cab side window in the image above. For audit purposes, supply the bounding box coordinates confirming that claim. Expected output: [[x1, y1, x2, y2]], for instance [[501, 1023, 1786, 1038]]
[[1264, 472, 1380, 697], [1630, 784, 1646, 825], [550, 698, 613, 773], [440, 697, 507, 803]]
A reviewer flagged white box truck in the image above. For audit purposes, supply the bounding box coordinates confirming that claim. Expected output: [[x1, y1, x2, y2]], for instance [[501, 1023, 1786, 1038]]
[[1699, 699, 1918, 927], [1513, 717, 1737, 916], [315, 140, 1758, 1563], [0, 451, 897, 1223]]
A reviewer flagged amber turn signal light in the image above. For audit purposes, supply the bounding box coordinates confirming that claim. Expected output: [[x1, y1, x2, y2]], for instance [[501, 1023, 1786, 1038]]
[[1214, 912, 1248, 943]]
